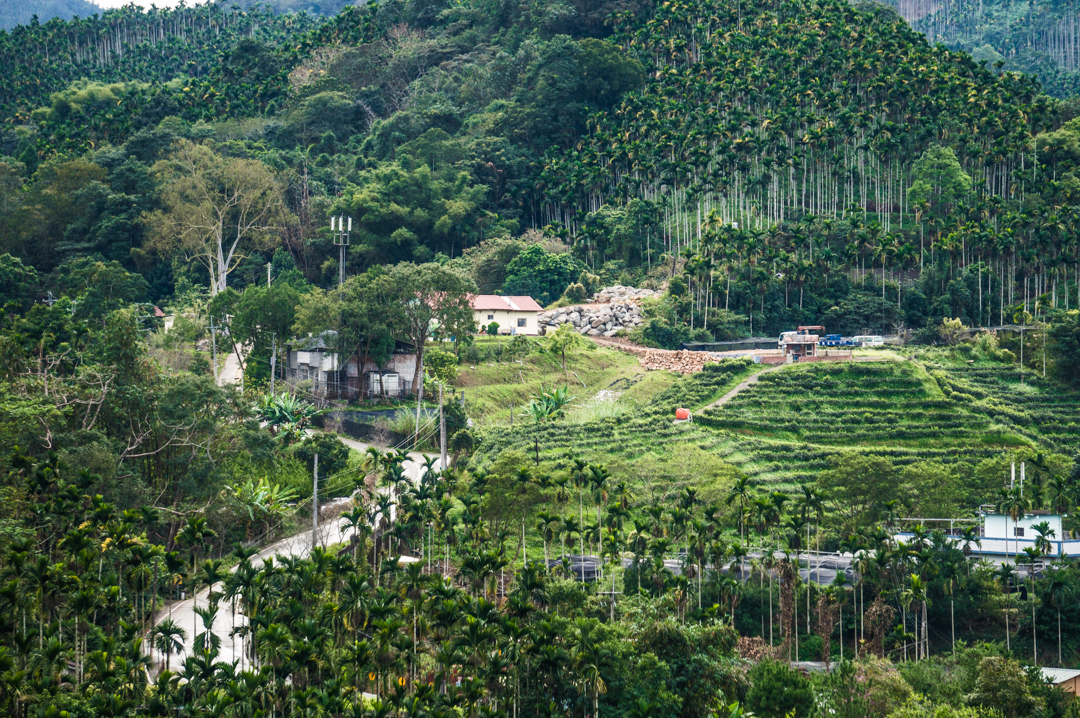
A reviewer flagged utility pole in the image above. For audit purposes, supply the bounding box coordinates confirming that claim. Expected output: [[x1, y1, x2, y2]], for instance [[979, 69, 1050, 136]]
[[331, 215, 352, 286], [270, 334, 277, 394], [439, 382, 447, 471], [312, 453, 319, 549], [208, 315, 218, 383], [266, 262, 272, 287]]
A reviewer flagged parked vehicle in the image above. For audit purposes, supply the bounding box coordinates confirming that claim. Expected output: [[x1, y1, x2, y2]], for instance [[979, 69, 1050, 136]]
[[818, 333, 853, 347], [852, 335, 885, 346]]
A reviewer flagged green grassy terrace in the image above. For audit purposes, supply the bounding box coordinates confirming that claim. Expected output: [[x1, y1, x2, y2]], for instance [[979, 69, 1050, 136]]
[[470, 355, 1080, 501]]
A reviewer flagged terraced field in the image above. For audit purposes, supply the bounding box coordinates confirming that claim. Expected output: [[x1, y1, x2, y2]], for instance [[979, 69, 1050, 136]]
[[690, 360, 1030, 493], [470, 357, 1077, 499], [934, 365, 1080, 451], [699, 361, 1021, 447]]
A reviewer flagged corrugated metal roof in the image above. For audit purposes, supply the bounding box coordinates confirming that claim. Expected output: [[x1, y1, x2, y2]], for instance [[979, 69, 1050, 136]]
[[290, 330, 337, 350], [1041, 668, 1080, 684], [470, 295, 543, 311]]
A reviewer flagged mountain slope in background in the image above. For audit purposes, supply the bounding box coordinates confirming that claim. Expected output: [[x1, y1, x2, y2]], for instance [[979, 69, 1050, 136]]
[[0, 0, 103, 29], [879, 0, 1079, 99]]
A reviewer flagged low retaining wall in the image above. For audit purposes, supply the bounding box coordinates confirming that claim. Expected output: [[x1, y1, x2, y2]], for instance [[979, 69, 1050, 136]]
[[316, 412, 409, 447], [761, 352, 854, 365]]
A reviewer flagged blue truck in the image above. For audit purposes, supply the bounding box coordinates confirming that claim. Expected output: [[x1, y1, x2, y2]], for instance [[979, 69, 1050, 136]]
[[818, 334, 854, 347]]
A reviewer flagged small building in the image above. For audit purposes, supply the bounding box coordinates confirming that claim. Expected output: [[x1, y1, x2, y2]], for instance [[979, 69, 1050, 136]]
[[779, 325, 823, 360], [894, 510, 1078, 561], [471, 295, 544, 335], [1042, 668, 1080, 695], [287, 331, 418, 401], [984, 511, 1063, 543]]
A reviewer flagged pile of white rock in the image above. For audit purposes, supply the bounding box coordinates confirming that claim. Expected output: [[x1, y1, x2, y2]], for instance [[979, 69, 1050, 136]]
[[540, 302, 645, 336], [593, 285, 660, 303]]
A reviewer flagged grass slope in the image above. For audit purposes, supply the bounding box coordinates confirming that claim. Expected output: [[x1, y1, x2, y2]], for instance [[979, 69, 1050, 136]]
[[471, 355, 1078, 503], [454, 340, 680, 428]]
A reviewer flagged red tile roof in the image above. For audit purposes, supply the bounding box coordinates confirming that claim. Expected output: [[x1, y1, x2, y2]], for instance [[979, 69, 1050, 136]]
[[470, 295, 543, 312]]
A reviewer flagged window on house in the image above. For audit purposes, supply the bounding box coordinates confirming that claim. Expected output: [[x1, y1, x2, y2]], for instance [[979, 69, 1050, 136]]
[[517, 318, 527, 327], [1014, 527, 1025, 537], [487, 314, 493, 320]]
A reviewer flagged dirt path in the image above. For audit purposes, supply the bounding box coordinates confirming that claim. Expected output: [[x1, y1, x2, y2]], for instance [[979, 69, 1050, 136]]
[[704, 365, 781, 410], [216, 349, 243, 386]]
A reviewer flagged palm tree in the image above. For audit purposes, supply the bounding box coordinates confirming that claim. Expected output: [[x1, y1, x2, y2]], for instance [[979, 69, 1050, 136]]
[[536, 511, 559, 567], [1044, 566, 1072, 666], [588, 464, 611, 537], [570, 459, 589, 544], [1032, 521, 1056, 558], [1022, 545, 1043, 663], [958, 527, 982, 573], [997, 562, 1019, 652], [153, 619, 186, 672], [941, 557, 963, 655], [176, 515, 217, 632], [626, 520, 651, 593], [570, 620, 606, 718]]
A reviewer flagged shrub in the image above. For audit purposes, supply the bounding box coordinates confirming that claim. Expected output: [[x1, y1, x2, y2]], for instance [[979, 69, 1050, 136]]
[[562, 282, 588, 303], [425, 347, 459, 383], [292, 433, 350, 479], [886, 697, 998, 718], [938, 318, 968, 346], [966, 656, 1042, 718], [449, 428, 476, 466], [633, 317, 693, 349], [745, 658, 814, 718]]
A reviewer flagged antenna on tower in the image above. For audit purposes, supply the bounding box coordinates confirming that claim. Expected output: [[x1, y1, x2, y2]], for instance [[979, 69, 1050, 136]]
[[332, 215, 352, 286]]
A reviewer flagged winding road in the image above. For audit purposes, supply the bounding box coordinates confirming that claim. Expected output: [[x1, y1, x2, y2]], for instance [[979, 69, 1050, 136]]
[[152, 436, 440, 671]]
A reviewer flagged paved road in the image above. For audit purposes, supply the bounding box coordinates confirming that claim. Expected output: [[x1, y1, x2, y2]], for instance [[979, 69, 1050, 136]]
[[153, 515, 354, 670], [151, 436, 439, 671], [216, 348, 243, 387]]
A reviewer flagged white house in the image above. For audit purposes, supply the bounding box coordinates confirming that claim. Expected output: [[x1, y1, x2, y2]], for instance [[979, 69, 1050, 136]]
[[471, 295, 544, 336], [895, 510, 1077, 560], [984, 511, 1063, 542]]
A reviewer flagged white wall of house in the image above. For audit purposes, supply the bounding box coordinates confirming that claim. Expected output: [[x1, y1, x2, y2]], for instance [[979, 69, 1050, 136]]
[[474, 309, 540, 335], [984, 513, 1063, 540]]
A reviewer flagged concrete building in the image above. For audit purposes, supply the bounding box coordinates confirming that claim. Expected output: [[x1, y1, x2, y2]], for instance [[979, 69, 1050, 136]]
[[471, 295, 544, 335], [895, 511, 1078, 561], [287, 331, 418, 401], [779, 325, 822, 360]]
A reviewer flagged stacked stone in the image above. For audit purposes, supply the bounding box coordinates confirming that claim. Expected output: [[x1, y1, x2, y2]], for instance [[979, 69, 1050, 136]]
[[539, 302, 644, 337], [593, 285, 660, 303]]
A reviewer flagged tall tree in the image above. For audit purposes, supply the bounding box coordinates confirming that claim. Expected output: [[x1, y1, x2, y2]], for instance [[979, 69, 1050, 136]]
[[375, 262, 477, 391], [147, 140, 292, 294]]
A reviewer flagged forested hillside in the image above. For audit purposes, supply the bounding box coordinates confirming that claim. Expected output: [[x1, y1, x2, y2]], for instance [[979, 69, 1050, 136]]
[[540, 0, 1080, 346], [2, 1, 1080, 717], [881, 0, 1080, 99], [0, 0, 102, 31]]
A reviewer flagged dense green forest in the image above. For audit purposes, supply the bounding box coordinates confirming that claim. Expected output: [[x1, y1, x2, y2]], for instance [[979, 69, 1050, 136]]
[[3, 0, 1080, 345], [2, 0, 1080, 716]]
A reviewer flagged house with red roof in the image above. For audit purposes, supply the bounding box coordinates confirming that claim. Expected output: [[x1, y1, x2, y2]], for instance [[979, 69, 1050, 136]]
[[470, 295, 544, 335]]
